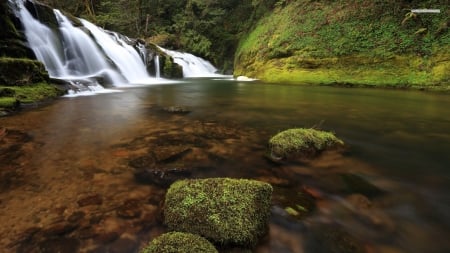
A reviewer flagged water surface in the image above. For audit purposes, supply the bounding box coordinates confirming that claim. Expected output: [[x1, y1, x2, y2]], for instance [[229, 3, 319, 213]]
[[1, 79, 449, 253]]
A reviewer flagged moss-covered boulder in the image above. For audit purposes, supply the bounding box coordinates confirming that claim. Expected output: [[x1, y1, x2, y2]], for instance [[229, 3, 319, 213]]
[[164, 178, 273, 246], [140, 232, 218, 253], [0, 58, 49, 86], [268, 128, 344, 161]]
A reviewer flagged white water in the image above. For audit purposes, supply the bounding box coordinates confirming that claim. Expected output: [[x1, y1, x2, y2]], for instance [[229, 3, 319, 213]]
[[159, 48, 227, 78], [13, 0, 226, 94], [155, 55, 161, 78]]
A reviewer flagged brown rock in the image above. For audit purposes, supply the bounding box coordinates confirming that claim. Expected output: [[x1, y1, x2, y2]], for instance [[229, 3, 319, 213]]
[[77, 194, 103, 207], [116, 199, 142, 219], [43, 222, 78, 237]]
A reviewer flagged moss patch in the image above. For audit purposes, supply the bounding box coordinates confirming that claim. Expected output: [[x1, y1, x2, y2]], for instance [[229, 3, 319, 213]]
[[0, 58, 49, 85], [269, 128, 344, 160], [164, 178, 273, 246], [0, 83, 62, 109], [235, 0, 450, 88], [140, 232, 218, 253]]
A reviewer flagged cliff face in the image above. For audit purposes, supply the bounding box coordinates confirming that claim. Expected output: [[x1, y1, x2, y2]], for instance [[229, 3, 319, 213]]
[[234, 0, 449, 88]]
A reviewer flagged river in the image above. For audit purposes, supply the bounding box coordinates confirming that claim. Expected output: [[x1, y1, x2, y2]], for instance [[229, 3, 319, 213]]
[[1, 79, 449, 253]]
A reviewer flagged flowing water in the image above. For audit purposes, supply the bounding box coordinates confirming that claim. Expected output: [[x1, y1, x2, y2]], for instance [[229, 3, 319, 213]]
[[1, 79, 449, 253]]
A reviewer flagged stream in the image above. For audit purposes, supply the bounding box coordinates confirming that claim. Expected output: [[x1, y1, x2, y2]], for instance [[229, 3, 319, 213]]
[[1, 79, 449, 253]]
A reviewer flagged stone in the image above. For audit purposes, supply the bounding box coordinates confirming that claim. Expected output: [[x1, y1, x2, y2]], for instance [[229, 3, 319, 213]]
[[134, 167, 192, 187], [77, 194, 103, 207], [340, 173, 384, 198], [268, 128, 344, 162], [38, 238, 80, 253], [162, 106, 191, 114], [140, 232, 218, 253], [109, 238, 139, 253], [164, 178, 273, 246], [116, 199, 142, 219], [43, 222, 78, 237]]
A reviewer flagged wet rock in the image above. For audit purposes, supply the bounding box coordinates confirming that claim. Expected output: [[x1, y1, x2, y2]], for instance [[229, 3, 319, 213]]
[[108, 237, 139, 253], [77, 194, 103, 207], [38, 238, 80, 253], [272, 187, 316, 220], [13, 227, 41, 245], [87, 246, 108, 253], [267, 128, 344, 162], [153, 146, 192, 163], [67, 211, 85, 223], [75, 226, 96, 240], [340, 173, 384, 198], [164, 178, 273, 246], [116, 199, 142, 219], [305, 224, 366, 253], [134, 167, 192, 187], [43, 222, 78, 237], [128, 155, 155, 169], [96, 231, 120, 244], [162, 106, 191, 114]]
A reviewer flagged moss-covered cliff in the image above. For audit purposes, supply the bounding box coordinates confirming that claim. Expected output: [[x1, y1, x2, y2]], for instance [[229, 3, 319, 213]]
[[235, 0, 449, 88]]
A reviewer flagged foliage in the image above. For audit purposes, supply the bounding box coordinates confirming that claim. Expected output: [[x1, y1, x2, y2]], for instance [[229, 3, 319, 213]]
[[140, 232, 218, 253], [164, 178, 272, 246], [0, 83, 61, 104], [235, 0, 449, 86], [269, 128, 344, 159]]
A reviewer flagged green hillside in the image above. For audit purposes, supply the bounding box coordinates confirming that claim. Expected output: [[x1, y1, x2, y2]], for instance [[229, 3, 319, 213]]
[[235, 0, 449, 88]]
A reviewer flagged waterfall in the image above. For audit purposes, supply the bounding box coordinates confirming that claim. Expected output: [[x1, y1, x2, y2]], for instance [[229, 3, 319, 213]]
[[15, 0, 156, 87], [10, 0, 227, 94], [154, 55, 161, 78], [159, 48, 226, 78]]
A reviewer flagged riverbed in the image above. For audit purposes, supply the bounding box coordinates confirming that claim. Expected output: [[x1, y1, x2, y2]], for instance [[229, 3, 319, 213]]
[[1, 79, 449, 253]]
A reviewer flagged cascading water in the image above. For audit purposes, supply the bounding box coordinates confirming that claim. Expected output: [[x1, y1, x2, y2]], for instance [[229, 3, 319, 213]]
[[14, 0, 157, 89], [159, 48, 226, 78], [10, 0, 227, 95], [154, 55, 161, 78]]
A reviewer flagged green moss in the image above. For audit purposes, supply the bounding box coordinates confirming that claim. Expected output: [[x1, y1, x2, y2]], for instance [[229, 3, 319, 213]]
[[269, 128, 344, 159], [164, 178, 273, 246], [0, 97, 19, 109], [140, 232, 218, 253], [0, 83, 62, 108], [235, 0, 450, 88], [0, 57, 49, 85]]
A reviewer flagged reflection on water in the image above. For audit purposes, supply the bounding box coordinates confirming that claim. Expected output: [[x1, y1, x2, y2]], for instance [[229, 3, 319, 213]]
[[0, 79, 449, 253]]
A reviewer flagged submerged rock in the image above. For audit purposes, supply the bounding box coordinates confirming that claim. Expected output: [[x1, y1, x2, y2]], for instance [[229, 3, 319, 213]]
[[164, 178, 272, 246], [134, 167, 192, 187], [162, 106, 191, 114], [141, 232, 218, 253], [340, 173, 384, 198], [268, 128, 344, 162], [305, 224, 366, 253]]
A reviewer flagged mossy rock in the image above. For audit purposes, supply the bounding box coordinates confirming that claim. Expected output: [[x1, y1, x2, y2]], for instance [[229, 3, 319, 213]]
[[164, 178, 273, 246], [140, 232, 218, 253], [0, 58, 49, 85], [24, 0, 59, 30], [268, 128, 344, 161]]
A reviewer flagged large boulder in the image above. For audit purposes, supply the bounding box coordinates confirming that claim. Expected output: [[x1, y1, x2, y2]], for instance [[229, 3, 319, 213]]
[[164, 178, 273, 246], [268, 128, 344, 162], [140, 232, 218, 253], [0, 58, 49, 85]]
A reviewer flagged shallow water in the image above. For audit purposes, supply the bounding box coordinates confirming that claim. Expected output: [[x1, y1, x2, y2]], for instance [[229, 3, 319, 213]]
[[1, 79, 449, 253]]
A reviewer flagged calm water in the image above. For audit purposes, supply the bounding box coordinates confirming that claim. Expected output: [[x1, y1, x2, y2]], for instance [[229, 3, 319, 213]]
[[1, 79, 449, 253]]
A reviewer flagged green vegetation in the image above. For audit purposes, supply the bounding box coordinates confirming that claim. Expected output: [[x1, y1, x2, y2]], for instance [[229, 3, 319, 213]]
[[140, 232, 218, 253], [0, 58, 49, 85], [164, 178, 273, 246], [269, 128, 344, 159], [0, 83, 62, 109], [235, 0, 449, 87]]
